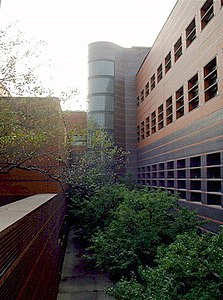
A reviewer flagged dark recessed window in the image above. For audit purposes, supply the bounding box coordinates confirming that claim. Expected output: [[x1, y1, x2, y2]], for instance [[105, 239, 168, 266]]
[[151, 74, 156, 91], [167, 161, 174, 169], [165, 52, 171, 73], [177, 180, 186, 189], [174, 37, 182, 62], [140, 89, 144, 102], [190, 156, 201, 167], [157, 63, 163, 82], [186, 18, 196, 47], [207, 152, 221, 165], [166, 96, 173, 125], [137, 125, 140, 142], [200, 0, 214, 30], [204, 57, 218, 101], [145, 81, 150, 97], [158, 104, 164, 130], [188, 73, 199, 111], [151, 110, 156, 134], [137, 96, 140, 107], [146, 116, 150, 137], [176, 86, 184, 119], [140, 121, 145, 140]]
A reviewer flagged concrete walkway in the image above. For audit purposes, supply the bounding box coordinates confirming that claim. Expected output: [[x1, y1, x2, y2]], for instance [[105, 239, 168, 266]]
[[57, 226, 114, 300]]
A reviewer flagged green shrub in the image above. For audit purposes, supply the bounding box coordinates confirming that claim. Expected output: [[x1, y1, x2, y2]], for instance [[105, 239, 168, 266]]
[[68, 184, 129, 240], [109, 229, 223, 300], [89, 189, 200, 278]]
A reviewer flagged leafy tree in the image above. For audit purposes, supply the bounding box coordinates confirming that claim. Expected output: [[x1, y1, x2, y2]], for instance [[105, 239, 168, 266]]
[[68, 184, 129, 240], [88, 189, 200, 278], [67, 121, 128, 194], [110, 229, 223, 300], [0, 22, 77, 180], [0, 97, 68, 180]]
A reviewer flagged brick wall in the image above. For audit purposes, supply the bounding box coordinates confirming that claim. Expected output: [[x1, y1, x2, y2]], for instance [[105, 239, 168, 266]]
[[0, 193, 67, 300]]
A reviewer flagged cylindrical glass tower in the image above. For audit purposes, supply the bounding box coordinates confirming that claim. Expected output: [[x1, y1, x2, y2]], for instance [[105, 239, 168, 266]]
[[88, 45, 115, 138]]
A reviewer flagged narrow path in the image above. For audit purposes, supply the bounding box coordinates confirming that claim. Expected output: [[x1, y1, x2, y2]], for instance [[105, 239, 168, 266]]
[[57, 226, 114, 300]]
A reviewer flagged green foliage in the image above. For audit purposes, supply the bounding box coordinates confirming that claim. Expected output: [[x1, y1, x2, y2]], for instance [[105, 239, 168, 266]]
[[0, 97, 67, 178], [88, 189, 199, 278], [67, 121, 128, 194], [110, 229, 223, 300], [68, 184, 129, 240]]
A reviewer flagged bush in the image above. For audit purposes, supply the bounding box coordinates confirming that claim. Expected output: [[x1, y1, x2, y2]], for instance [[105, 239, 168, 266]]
[[109, 229, 223, 300], [88, 189, 200, 278], [68, 184, 129, 240]]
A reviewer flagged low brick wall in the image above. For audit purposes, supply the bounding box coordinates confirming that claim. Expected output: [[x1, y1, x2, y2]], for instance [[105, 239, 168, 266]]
[[0, 193, 67, 300]]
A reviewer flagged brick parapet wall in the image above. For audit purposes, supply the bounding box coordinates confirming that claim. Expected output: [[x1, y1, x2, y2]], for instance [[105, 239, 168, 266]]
[[0, 193, 67, 300]]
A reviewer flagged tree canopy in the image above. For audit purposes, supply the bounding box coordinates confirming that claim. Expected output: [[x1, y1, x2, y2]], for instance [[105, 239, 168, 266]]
[[0, 97, 67, 180]]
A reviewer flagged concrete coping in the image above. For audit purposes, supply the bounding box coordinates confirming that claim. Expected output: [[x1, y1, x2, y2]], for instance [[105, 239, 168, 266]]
[[0, 194, 57, 233]]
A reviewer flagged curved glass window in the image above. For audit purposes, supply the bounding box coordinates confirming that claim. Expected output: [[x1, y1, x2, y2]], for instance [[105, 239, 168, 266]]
[[88, 95, 114, 112], [89, 112, 114, 129], [88, 77, 114, 94], [89, 112, 105, 127], [105, 113, 114, 129], [89, 60, 114, 77]]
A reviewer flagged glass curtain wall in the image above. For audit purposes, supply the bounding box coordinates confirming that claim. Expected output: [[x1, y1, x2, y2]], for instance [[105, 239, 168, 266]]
[[88, 60, 115, 137]]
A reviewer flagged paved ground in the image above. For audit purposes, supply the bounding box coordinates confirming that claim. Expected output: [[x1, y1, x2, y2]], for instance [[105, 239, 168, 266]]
[[57, 227, 114, 300]]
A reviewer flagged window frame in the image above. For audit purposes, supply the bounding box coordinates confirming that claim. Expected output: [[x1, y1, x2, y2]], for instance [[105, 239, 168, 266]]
[[151, 110, 156, 134], [157, 63, 163, 83], [204, 57, 218, 101], [166, 96, 173, 125], [151, 74, 156, 91], [186, 18, 196, 48], [174, 36, 182, 62], [200, 0, 214, 30], [165, 52, 172, 73], [188, 73, 199, 111], [175, 86, 184, 119], [145, 81, 150, 97]]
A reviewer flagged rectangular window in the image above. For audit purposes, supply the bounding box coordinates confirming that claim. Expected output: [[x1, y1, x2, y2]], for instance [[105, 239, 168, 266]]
[[190, 156, 201, 167], [201, 0, 214, 30], [204, 57, 218, 101], [137, 125, 140, 142], [157, 63, 163, 83], [176, 86, 184, 119], [151, 110, 156, 134], [137, 96, 140, 107], [165, 52, 171, 73], [174, 37, 182, 62], [145, 81, 150, 97], [140, 89, 144, 102], [146, 116, 150, 137], [188, 73, 199, 111], [207, 152, 221, 165], [151, 74, 155, 91], [140, 121, 145, 140], [166, 96, 173, 125], [186, 18, 196, 47], [158, 104, 164, 130]]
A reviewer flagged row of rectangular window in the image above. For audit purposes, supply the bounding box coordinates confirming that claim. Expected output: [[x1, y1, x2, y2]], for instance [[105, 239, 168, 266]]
[[138, 152, 221, 172], [137, 152, 222, 205], [137, 0, 220, 106], [137, 56, 218, 141]]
